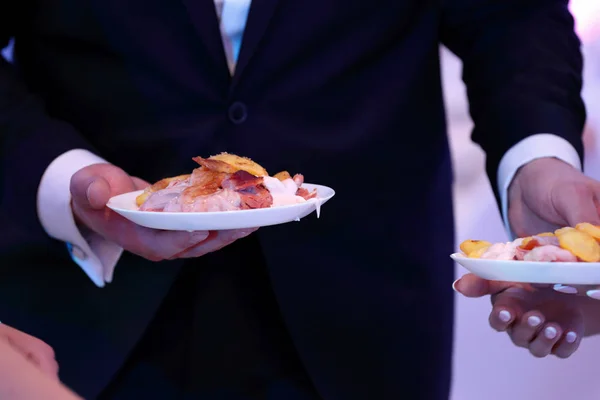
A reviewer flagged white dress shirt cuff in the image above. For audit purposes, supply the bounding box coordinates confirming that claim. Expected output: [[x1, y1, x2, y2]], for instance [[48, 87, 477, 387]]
[[36, 149, 124, 287], [497, 133, 582, 240]]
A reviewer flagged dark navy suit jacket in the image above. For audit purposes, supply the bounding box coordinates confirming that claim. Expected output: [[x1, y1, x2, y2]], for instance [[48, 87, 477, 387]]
[[0, 0, 585, 399]]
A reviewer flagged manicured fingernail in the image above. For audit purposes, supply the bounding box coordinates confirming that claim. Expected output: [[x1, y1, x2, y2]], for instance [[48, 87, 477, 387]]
[[498, 310, 512, 322], [527, 315, 542, 327], [566, 331, 577, 344], [452, 279, 459, 292], [544, 326, 558, 339], [587, 290, 600, 300], [553, 284, 578, 294]]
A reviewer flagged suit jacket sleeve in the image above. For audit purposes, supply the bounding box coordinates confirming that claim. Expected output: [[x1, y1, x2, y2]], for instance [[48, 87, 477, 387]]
[[0, 62, 94, 237], [0, 7, 98, 258], [440, 0, 586, 205], [0, 44, 124, 286]]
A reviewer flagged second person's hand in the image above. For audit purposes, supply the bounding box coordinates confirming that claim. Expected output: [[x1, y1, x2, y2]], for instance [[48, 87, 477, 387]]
[[455, 274, 584, 358]]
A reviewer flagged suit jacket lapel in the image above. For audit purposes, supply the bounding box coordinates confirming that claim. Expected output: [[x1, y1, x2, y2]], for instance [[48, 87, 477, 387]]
[[181, 0, 231, 77], [231, 0, 280, 88]]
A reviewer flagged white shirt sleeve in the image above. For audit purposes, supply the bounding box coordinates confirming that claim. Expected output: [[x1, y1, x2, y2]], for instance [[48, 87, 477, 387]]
[[36, 149, 124, 287], [497, 133, 582, 240]]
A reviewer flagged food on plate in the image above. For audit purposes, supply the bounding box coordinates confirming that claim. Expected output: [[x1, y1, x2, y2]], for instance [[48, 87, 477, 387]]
[[575, 222, 600, 241], [457, 223, 600, 262], [136, 153, 318, 212], [459, 240, 492, 256], [556, 228, 600, 262], [201, 153, 269, 177], [555, 227, 576, 236], [135, 174, 191, 207]]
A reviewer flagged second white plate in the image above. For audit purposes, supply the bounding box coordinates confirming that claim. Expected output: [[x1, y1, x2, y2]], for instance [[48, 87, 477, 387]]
[[106, 183, 335, 231], [451, 253, 600, 284]]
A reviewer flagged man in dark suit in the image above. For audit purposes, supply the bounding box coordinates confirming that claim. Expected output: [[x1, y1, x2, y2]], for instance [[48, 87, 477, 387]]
[[0, 0, 593, 399]]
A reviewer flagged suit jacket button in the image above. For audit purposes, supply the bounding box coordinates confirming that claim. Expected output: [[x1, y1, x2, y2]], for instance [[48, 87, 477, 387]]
[[228, 101, 248, 124]]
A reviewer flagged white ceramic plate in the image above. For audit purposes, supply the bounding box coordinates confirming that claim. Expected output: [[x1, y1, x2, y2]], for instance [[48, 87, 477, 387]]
[[106, 183, 335, 231], [451, 253, 600, 284]]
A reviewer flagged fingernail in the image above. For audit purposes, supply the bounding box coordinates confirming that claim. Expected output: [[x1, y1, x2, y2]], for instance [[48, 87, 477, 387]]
[[452, 279, 459, 292], [554, 284, 578, 294], [498, 310, 512, 322], [190, 231, 209, 241], [544, 326, 558, 340], [527, 315, 542, 327], [85, 183, 94, 204], [587, 290, 600, 300], [566, 331, 577, 344], [86, 179, 104, 208]]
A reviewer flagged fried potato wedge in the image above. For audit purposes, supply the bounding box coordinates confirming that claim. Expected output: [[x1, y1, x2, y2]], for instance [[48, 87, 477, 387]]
[[136, 191, 151, 207], [273, 171, 292, 181], [193, 157, 239, 174], [537, 232, 555, 237], [467, 246, 490, 259], [207, 152, 268, 177], [135, 174, 190, 206], [555, 227, 576, 236], [460, 240, 492, 256], [557, 229, 600, 262], [576, 223, 600, 241], [136, 192, 151, 207]]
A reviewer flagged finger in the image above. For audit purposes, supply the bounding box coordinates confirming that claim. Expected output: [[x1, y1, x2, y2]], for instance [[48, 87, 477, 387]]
[[592, 183, 600, 218], [530, 283, 553, 290], [489, 306, 516, 332], [4, 329, 59, 380], [529, 323, 563, 358], [553, 182, 600, 226], [24, 350, 60, 380], [553, 330, 581, 359], [488, 287, 532, 331], [86, 178, 112, 209], [508, 310, 545, 347], [552, 284, 600, 299], [134, 228, 211, 261], [132, 177, 150, 190], [553, 283, 600, 300], [70, 164, 133, 210], [587, 288, 600, 300], [175, 228, 259, 259], [453, 274, 517, 298], [553, 284, 580, 295], [71, 175, 112, 210]]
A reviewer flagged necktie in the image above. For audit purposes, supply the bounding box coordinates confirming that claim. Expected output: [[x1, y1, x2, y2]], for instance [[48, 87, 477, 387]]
[[220, 0, 251, 73]]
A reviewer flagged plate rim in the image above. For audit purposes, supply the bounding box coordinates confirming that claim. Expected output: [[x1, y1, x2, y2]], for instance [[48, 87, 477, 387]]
[[450, 252, 600, 267]]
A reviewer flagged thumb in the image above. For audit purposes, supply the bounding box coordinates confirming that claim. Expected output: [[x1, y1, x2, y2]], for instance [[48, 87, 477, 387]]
[[70, 163, 135, 210], [452, 273, 533, 297], [553, 182, 600, 226], [454, 273, 527, 297]]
